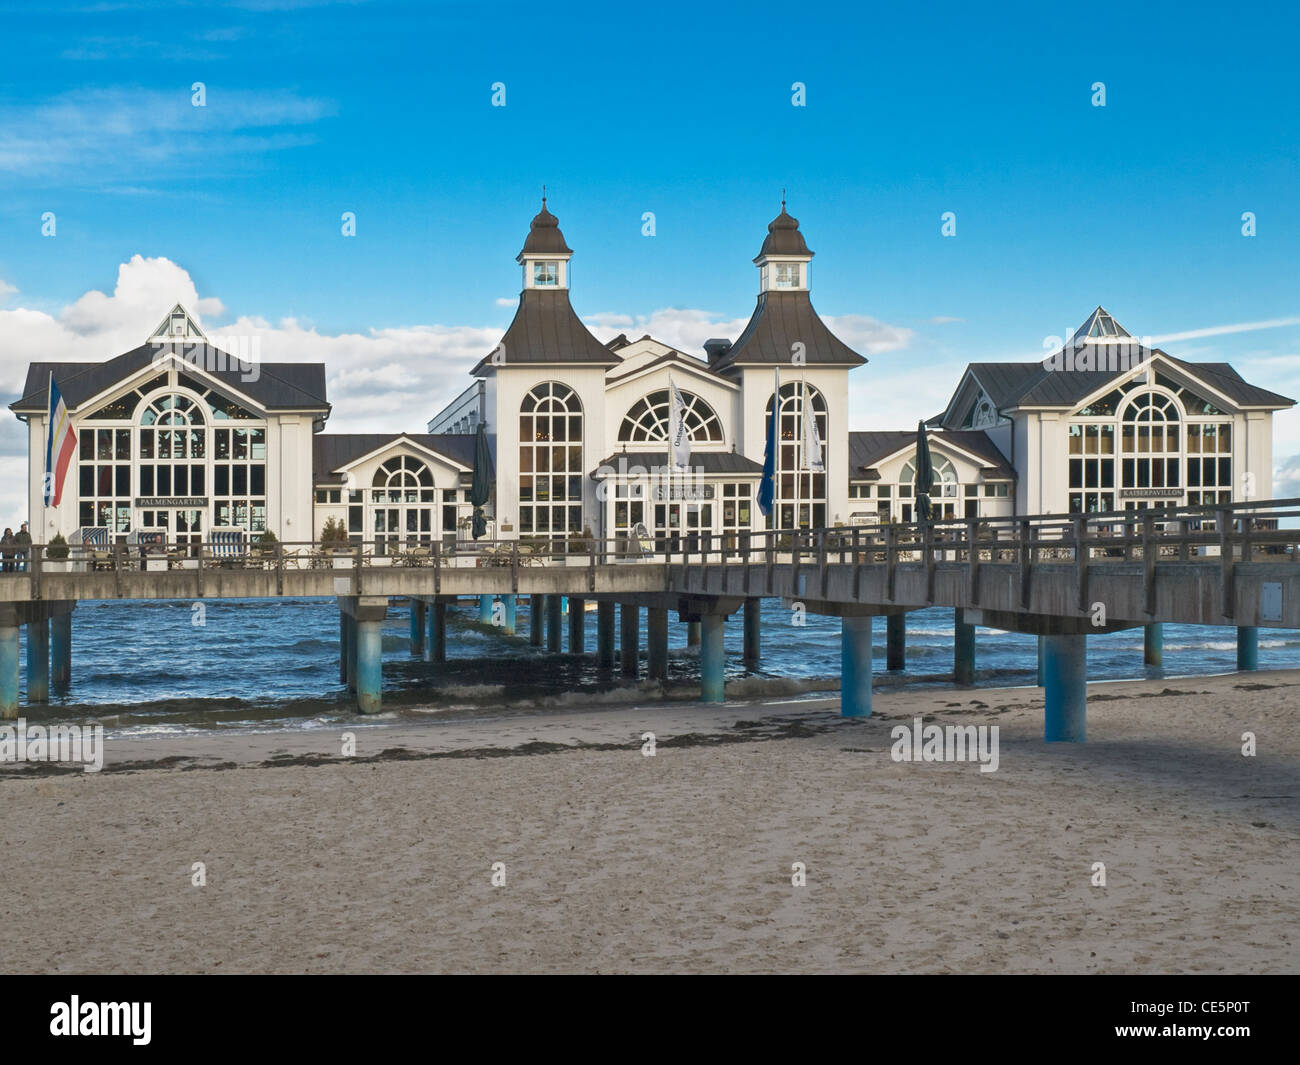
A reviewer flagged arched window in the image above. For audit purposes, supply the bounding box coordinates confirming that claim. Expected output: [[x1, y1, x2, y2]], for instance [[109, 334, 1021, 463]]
[[763, 382, 827, 530], [1120, 390, 1181, 496], [134, 391, 215, 552], [619, 389, 724, 443], [901, 455, 958, 497], [370, 455, 436, 551], [519, 382, 584, 538]]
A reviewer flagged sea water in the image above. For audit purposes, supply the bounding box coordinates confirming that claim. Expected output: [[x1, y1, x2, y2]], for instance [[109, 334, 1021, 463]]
[[12, 597, 1298, 735]]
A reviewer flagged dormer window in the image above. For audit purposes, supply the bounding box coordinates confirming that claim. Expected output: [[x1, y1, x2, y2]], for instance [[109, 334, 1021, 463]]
[[533, 261, 559, 287], [774, 263, 800, 289], [170, 311, 187, 336]]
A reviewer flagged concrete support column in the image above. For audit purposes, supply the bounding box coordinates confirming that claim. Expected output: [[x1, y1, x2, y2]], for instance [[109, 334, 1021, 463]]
[[569, 598, 585, 653], [410, 600, 426, 656], [699, 614, 725, 703], [840, 616, 873, 718], [346, 614, 358, 693], [1237, 626, 1259, 671], [1043, 633, 1087, 742], [0, 618, 18, 720], [503, 594, 517, 636], [647, 607, 669, 680], [742, 598, 761, 666], [620, 603, 639, 677], [1144, 623, 1163, 667], [954, 608, 976, 686], [547, 595, 563, 653], [428, 600, 447, 663], [356, 619, 383, 714], [51, 613, 72, 693], [529, 595, 543, 647], [26, 618, 49, 704], [479, 594, 493, 625], [686, 621, 701, 648], [597, 601, 616, 669], [886, 613, 906, 672]]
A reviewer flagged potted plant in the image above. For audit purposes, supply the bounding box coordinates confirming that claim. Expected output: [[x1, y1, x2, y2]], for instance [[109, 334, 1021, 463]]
[[43, 532, 85, 573], [321, 517, 355, 569], [566, 525, 595, 565]]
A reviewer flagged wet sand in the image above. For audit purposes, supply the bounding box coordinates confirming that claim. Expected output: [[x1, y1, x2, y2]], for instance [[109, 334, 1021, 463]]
[[1, 671, 1297, 973]]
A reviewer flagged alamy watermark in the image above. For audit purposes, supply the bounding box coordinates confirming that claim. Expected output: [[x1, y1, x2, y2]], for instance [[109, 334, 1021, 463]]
[[151, 338, 261, 383], [0, 718, 104, 772], [890, 716, 999, 773]]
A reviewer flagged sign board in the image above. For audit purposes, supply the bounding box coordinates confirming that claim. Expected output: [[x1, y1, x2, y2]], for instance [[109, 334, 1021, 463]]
[[136, 497, 208, 508], [1118, 489, 1181, 499]]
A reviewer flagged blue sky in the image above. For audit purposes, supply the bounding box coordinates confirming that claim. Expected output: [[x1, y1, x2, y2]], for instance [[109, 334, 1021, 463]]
[[1, 0, 1298, 520]]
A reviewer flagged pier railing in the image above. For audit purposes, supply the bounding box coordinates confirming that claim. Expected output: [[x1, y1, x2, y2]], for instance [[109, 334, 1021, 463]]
[[3, 497, 1299, 608]]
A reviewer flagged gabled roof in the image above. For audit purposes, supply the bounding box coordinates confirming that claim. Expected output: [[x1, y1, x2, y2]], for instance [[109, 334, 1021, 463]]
[[604, 346, 737, 389], [591, 450, 764, 478], [470, 289, 619, 375], [710, 291, 866, 373], [10, 343, 329, 415], [848, 430, 1015, 480], [313, 433, 484, 485]]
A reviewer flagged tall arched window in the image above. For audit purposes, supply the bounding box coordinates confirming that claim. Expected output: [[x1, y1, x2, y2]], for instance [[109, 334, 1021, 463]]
[[136, 391, 211, 551], [619, 389, 724, 443], [519, 382, 584, 537], [900, 455, 959, 522], [764, 382, 827, 530], [1120, 390, 1181, 499], [370, 455, 436, 551]]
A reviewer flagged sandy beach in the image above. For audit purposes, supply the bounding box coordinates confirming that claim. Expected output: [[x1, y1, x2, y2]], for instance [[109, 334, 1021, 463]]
[[2, 670, 1296, 974]]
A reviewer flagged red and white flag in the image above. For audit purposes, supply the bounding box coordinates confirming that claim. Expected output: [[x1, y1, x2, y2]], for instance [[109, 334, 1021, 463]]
[[44, 373, 76, 507]]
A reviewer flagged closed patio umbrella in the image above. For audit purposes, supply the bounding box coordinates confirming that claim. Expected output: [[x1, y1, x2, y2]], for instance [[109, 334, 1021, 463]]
[[470, 422, 492, 540], [915, 420, 935, 525]]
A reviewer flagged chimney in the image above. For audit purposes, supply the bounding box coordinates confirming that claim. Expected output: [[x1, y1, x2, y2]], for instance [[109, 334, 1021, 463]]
[[704, 338, 732, 364]]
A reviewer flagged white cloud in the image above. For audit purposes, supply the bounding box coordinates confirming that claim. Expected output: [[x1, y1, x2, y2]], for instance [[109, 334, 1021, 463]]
[[494, 297, 516, 307], [0, 280, 17, 300]]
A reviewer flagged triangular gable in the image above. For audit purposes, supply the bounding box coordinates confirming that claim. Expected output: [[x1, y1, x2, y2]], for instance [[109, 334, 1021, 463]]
[[1064, 351, 1240, 416], [149, 303, 208, 343], [855, 434, 1009, 477], [329, 434, 474, 478]]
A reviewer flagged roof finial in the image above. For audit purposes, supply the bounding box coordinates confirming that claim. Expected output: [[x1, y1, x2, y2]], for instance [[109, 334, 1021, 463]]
[[542, 184, 547, 209], [781, 188, 786, 210]]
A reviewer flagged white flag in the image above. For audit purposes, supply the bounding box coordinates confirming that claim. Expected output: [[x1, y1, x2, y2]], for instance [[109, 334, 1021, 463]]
[[668, 372, 691, 470], [801, 379, 824, 472]]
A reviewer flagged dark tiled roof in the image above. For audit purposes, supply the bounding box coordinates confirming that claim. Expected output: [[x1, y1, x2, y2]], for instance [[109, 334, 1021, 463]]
[[517, 200, 573, 258], [591, 451, 764, 478], [848, 430, 1015, 480], [965, 351, 1294, 410], [10, 343, 329, 414], [471, 289, 619, 374], [314, 433, 484, 484], [754, 205, 813, 261], [711, 292, 866, 372]]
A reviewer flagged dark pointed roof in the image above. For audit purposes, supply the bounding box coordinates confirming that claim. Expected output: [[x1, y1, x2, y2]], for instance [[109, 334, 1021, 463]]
[[1072, 306, 1130, 341], [754, 202, 814, 262], [848, 430, 1015, 481], [517, 197, 572, 259], [470, 289, 619, 374], [709, 291, 865, 373]]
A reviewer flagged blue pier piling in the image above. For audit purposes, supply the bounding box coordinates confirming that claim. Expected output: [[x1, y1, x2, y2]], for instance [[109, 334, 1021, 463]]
[[1144, 623, 1163, 667], [51, 613, 71, 693], [410, 600, 426, 656], [886, 612, 905, 672], [840, 616, 872, 718], [1043, 633, 1087, 742], [503, 594, 517, 636], [620, 603, 639, 677], [530, 595, 543, 646], [428, 600, 446, 663], [339, 612, 349, 683], [479, 594, 493, 625], [26, 617, 49, 705], [1237, 626, 1259, 671], [699, 615, 725, 702], [568, 597, 585, 652], [597, 601, 616, 668], [346, 614, 358, 693], [547, 595, 563, 653], [356, 619, 383, 714], [687, 621, 701, 648], [954, 608, 976, 686], [1036, 635, 1045, 687], [743, 598, 760, 665], [0, 617, 18, 720], [647, 607, 668, 680]]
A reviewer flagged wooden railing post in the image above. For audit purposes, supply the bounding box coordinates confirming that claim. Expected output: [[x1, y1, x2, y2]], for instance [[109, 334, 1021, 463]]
[[1217, 508, 1234, 619], [1142, 512, 1156, 615], [967, 518, 980, 606], [1074, 515, 1089, 612], [1019, 518, 1032, 609], [885, 523, 897, 603]]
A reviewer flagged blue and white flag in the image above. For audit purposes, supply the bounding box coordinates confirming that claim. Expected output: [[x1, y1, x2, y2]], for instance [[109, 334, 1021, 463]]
[[757, 368, 779, 517], [668, 371, 691, 470]]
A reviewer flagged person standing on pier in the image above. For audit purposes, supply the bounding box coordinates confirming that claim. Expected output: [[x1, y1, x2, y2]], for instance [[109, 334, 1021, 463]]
[[14, 522, 31, 573], [1, 528, 13, 573]]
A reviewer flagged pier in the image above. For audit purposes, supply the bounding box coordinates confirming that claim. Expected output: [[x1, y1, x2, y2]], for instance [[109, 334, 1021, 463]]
[[3, 497, 1298, 741]]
